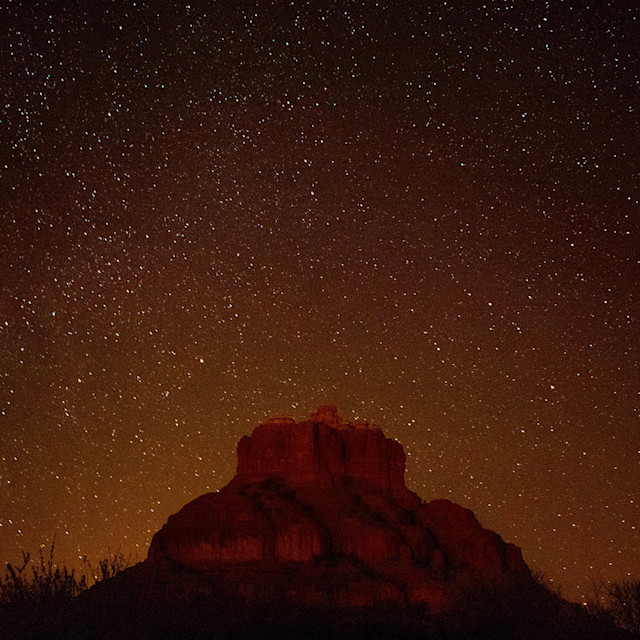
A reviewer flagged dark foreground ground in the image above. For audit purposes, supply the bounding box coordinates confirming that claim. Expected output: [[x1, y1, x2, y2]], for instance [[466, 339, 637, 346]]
[[0, 570, 634, 640]]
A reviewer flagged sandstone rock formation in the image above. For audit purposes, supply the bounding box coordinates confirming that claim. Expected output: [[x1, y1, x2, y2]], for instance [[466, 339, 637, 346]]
[[145, 406, 529, 610]]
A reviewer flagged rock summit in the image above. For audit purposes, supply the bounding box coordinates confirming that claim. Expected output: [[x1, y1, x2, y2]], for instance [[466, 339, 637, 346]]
[[145, 406, 529, 610]]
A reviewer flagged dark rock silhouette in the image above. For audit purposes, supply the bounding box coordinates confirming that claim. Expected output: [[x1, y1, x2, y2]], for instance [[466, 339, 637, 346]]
[[144, 406, 529, 610]]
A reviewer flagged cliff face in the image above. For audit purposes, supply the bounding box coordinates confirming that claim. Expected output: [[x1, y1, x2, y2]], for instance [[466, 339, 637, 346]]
[[146, 406, 529, 610], [234, 407, 408, 499]]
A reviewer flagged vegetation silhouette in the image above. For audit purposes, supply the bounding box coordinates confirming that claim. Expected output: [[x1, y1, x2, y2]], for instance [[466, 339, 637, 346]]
[[0, 541, 129, 640], [1, 543, 637, 639], [588, 579, 640, 635]]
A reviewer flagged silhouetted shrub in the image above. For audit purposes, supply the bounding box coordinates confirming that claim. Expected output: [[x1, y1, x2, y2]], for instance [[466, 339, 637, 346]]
[[0, 541, 129, 640], [441, 571, 633, 640], [589, 579, 640, 635]]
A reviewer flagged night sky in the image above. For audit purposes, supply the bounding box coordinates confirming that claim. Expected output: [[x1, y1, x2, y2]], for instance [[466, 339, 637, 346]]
[[1, 1, 638, 603]]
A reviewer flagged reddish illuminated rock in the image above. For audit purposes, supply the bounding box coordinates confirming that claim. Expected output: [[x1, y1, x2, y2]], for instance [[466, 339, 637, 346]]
[[233, 407, 408, 498], [147, 406, 529, 610], [416, 499, 529, 575]]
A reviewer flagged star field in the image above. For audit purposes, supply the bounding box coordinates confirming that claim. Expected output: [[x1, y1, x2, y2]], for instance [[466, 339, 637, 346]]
[[1, 1, 638, 603]]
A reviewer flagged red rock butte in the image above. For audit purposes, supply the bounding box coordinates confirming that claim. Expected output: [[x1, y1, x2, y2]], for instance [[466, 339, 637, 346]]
[[146, 406, 530, 610]]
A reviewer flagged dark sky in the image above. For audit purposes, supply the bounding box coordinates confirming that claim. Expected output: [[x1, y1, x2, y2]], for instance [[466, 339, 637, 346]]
[[1, 1, 638, 602]]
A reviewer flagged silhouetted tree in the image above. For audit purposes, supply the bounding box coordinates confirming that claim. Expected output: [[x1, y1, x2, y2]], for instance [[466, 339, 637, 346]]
[[591, 579, 640, 635]]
